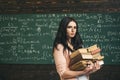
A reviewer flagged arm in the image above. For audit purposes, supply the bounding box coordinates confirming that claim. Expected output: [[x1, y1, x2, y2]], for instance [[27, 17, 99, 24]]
[[62, 67, 93, 79], [53, 44, 93, 79]]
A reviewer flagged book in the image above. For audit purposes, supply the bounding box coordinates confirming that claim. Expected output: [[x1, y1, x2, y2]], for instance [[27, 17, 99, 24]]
[[87, 44, 104, 60], [69, 44, 104, 71], [69, 48, 93, 66], [70, 52, 93, 66], [92, 53, 104, 60], [70, 48, 88, 59], [69, 60, 88, 71], [87, 44, 98, 52], [90, 48, 101, 55]]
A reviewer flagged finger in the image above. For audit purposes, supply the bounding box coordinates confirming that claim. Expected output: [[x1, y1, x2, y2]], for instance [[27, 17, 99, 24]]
[[94, 61, 101, 70]]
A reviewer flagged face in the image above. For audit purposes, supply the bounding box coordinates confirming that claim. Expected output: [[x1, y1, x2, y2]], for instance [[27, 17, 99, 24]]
[[66, 21, 77, 39]]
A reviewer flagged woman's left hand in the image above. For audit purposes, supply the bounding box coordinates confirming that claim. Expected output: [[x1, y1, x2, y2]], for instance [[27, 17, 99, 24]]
[[91, 61, 102, 73], [86, 60, 102, 75], [94, 61, 101, 70]]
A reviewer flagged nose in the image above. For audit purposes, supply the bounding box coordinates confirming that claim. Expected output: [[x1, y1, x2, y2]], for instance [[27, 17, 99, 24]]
[[72, 27, 75, 32]]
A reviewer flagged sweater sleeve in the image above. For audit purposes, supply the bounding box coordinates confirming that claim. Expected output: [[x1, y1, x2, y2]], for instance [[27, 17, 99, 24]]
[[53, 44, 67, 76]]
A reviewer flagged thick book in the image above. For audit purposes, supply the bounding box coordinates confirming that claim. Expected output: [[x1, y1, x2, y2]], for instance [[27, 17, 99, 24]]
[[69, 44, 104, 71], [70, 53, 93, 66], [87, 44, 104, 60], [69, 60, 88, 71], [90, 48, 101, 55], [69, 48, 93, 66], [70, 48, 89, 59]]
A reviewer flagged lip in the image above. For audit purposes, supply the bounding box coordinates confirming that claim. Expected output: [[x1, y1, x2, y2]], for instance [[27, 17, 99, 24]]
[[71, 33, 75, 35]]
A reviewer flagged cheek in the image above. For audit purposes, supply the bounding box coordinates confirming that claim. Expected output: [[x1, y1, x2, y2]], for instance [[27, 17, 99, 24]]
[[66, 30, 71, 37], [74, 29, 77, 32], [67, 29, 71, 34]]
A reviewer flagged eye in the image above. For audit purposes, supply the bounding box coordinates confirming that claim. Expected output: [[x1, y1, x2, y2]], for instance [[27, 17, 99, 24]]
[[74, 26, 77, 29], [67, 26, 72, 28]]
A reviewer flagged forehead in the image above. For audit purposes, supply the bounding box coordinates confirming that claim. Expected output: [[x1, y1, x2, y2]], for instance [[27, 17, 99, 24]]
[[67, 21, 76, 26]]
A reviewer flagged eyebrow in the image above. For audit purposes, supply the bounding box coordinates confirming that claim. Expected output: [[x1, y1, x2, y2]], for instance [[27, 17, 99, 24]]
[[67, 26, 77, 27]]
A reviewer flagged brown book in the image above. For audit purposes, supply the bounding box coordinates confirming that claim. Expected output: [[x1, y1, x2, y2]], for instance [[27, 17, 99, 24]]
[[70, 48, 93, 66], [70, 48, 88, 59], [92, 53, 104, 60], [70, 60, 88, 71], [90, 48, 101, 55], [87, 44, 98, 52], [69, 44, 104, 71], [70, 53, 93, 66]]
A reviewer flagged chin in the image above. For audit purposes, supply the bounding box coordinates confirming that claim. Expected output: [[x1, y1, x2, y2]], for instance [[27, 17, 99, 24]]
[[71, 35, 75, 38]]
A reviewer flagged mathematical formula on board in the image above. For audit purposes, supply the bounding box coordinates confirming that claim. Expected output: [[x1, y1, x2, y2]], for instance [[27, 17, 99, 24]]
[[0, 13, 120, 64]]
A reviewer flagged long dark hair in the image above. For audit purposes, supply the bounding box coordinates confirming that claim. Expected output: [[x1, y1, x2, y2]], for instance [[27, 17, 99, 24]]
[[53, 17, 83, 52]]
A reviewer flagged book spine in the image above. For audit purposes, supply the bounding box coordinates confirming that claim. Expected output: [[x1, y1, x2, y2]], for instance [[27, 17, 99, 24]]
[[70, 54, 82, 66], [70, 60, 88, 71], [90, 48, 101, 55]]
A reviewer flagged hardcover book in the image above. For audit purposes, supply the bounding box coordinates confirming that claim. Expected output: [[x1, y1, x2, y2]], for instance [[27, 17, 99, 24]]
[[69, 44, 104, 71]]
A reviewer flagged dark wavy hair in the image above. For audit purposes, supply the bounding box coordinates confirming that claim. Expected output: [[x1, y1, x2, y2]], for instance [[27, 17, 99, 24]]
[[53, 17, 83, 52]]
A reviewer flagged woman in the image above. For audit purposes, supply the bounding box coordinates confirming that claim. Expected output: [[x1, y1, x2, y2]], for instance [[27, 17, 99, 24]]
[[53, 17, 101, 80]]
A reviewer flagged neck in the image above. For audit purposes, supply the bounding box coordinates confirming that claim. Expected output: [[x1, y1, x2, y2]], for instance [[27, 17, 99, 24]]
[[67, 40, 73, 50], [67, 38, 71, 44]]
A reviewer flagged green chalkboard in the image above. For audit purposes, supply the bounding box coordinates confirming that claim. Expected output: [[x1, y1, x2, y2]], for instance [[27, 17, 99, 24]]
[[0, 13, 120, 65]]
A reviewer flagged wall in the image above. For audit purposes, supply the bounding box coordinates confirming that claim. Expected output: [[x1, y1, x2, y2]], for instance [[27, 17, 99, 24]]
[[0, 65, 120, 80], [0, 0, 120, 80]]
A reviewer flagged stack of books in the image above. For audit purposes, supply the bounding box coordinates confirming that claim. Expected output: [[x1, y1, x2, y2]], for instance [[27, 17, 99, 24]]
[[69, 44, 104, 71]]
